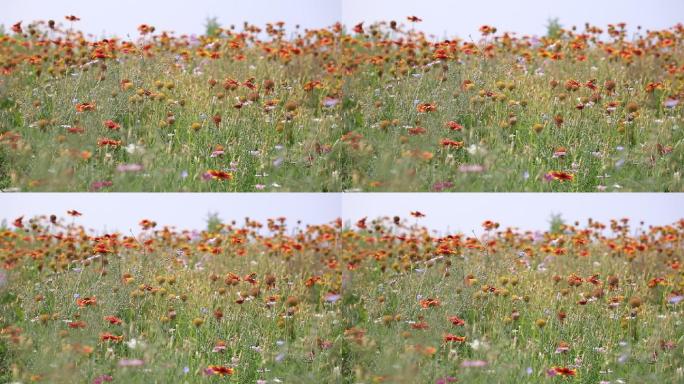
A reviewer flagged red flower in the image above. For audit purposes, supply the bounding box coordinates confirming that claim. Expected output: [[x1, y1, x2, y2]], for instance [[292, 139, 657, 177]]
[[448, 315, 465, 326], [11, 22, 22, 34], [103, 120, 121, 130], [75, 102, 96, 112], [97, 138, 122, 148], [550, 366, 576, 376], [206, 365, 234, 376], [68, 321, 87, 329], [416, 103, 436, 113], [408, 126, 427, 135], [104, 316, 123, 325], [353, 22, 364, 34], [407, 16, 422, 23], [204, 169, 234, 181], [420, 298, 441, 308], [440, 139, 464, 149], [76, 296, 97, 307], [12, 216, 23, 228], [443, 334, 467, 343], [67, 210, 82, 217], [99, 332, 123, 343], [546, 171, 575, 182], [410, 211, 426, 218], [445, 121, 463, 131]]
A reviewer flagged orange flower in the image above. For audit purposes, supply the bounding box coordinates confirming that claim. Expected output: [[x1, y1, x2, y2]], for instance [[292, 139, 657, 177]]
[[68, 321, 87, 329], [206, 365, 235, 376], [445, 121, 463, 131], [411, 321, 429, 330], [479, 25, 497, 35], [482, 220, 499, 230], [205, 169, 234, 181], [550, 366, 576, 376], [104, 316, 123, 325], [440, 139, 464, 149], [420, 298, 441, 308], [75, 102, 96, 112], [416, 103, 436, 113], [546, 171, 575, 182], [99, 332, 123, 343], [448, 315, 465, 326], [97, 138, 122, 148], [138, 24, 155, 35], [76, 296, 97, 307], [139, 219, 157, 230], [408, 126, 427, 135], [93, 242, 112, 254], [103, 120, 121, 130], [443, 334, 467, 343]]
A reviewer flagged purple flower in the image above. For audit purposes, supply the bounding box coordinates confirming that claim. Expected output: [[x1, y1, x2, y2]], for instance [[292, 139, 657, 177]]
[[663, 98, 679, 108], [323, 97, 340, 108]]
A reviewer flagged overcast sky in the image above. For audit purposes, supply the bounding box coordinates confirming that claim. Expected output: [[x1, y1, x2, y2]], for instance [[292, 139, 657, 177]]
[[1, 193, 681, 235], [0, 193, 341, 233], [2, 0, 682, 39], [341, 194, 684, 235]]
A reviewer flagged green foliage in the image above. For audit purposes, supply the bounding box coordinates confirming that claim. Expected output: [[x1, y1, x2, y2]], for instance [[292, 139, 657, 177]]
[[548, 213, 565, 234], [546, 18, 563, 39], [205, 212, 223, 232], [204, 17, 221, 37], [0, 146, 11, 191]]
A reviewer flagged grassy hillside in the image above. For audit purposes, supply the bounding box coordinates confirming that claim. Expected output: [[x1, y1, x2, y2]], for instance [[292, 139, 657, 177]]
[[0, 19, 682, 191], [1, 213, 682, 382]]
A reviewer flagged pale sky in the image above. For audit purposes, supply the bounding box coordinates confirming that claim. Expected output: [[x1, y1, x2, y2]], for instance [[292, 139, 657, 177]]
[[0, 193, 341, 233], [1, 193, 682, 234], [1, 0, 682, 39]]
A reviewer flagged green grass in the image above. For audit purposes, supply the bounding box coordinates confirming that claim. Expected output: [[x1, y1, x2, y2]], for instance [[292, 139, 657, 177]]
[[0, 21, 682, 191], [1, 215, 683, 383]]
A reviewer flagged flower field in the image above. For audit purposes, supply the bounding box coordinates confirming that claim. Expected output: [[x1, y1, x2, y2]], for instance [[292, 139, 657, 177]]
[[1, 212, 682, 383], [0, 18, 682, 191]]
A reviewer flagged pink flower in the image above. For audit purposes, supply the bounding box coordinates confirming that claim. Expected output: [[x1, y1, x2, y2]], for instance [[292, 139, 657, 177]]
[[116, 163, 143, 173], [118, 359, 145, 367], [432, 181, 454, 191], [92, 375, 113, 384], [458, 164, 484, 173], [461, 360, 487, 368], [90, 181, 113, 191]]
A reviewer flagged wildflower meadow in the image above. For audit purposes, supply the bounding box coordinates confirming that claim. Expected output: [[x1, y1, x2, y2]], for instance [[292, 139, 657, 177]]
[[1, 212, 682, 383], [0, 17, 682, 191]]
